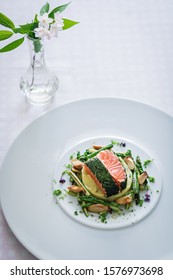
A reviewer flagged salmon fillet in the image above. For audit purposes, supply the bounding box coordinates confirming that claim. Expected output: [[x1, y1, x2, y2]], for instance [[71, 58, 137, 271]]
[[97, 150, 126, 185]]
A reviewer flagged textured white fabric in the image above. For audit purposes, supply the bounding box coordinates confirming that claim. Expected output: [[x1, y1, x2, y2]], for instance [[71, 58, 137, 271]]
[[0, 0, 173, 259]]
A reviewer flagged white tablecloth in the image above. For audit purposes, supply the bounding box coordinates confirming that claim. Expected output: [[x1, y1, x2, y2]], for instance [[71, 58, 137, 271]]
[[0, 0, 173, 259]]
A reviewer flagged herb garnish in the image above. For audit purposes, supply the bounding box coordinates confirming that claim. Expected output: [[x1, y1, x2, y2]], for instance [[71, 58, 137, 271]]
[[139, 199, 144, 207], [148, 176, 155, 183], [143, 159, 153, 168], [111, 140, 120, 145], [65, 163, 72, 169], [99, 212, 108, 223], [53, 189, 62, 196], [76, 151, 81, 159], [111, 140, 126, 147]]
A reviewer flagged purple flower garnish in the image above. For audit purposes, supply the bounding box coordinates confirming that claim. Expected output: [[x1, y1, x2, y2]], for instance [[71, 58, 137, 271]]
[[120, 142, 126, 147], [59, 177, 66, 184], [144, 192, 150, 202], [59, 171, 66, 184]]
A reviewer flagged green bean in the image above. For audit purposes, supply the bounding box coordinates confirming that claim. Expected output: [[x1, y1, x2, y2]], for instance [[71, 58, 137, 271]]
[[115, 149, 132, 158], [136, 156, 144, 174], [78, 144, 113, 161], [132, 169, 139, 194]]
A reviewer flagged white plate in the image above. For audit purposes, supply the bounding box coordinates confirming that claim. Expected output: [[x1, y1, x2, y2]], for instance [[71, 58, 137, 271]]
[[0, 98, 173, 260]]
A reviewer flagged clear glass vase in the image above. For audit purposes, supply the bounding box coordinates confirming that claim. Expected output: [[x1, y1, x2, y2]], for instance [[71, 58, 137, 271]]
[[20, 37, 59, 106]]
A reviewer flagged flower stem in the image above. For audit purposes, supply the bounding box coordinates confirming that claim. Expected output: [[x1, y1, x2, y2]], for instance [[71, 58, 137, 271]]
[[30, 54, 36, 88]]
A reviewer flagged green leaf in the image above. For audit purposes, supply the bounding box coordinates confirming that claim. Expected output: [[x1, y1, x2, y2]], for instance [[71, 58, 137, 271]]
[[62, 18, 79, 30], [34, 14, 38, 23], [20, 22, 38, 31], [13, 27, 27, 34], [40, 2, 50, 16], [0, 12, 15, 29], [27, 32, 36, 39], [0, 30, 13, 41], [13, 23, 38, 37], [0, 37, 25, 53], [49, 2, 71, 19]]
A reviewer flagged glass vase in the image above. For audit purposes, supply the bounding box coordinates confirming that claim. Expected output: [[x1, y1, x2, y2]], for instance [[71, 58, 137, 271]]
[[20, 37, 59, 106]]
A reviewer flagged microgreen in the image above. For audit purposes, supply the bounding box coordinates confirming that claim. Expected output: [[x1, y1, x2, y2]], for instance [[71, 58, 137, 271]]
[[148, 176, 155, 183], [53, 189, 62, 196], [143, 159, 153, 168]]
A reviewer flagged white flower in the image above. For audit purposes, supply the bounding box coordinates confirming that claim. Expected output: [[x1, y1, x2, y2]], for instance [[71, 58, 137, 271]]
[[37, 13, 53, 29], [34, 12, 64, 40], [50, 23, 59, 38], [34, 26, 51, 40], [54, 12, 64, 31]]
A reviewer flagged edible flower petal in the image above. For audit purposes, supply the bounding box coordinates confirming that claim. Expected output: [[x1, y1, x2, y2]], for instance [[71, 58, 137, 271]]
[[59, 177, 66, 184], [144, 192, 150, 202]]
